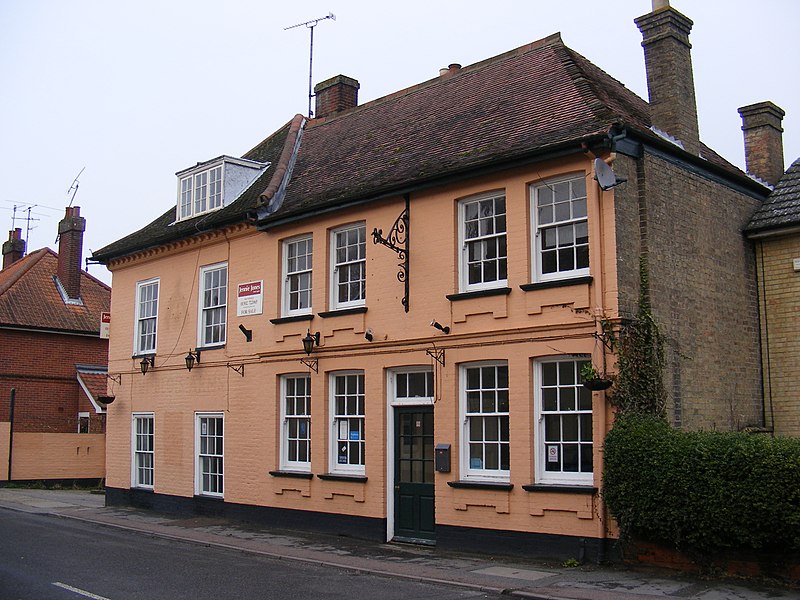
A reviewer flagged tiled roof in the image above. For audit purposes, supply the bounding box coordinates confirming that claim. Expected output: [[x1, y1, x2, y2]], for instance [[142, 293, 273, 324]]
[[76, 366, 109, 413], [0, 248, 111, 334], [746, 157, 800, 234], [93, 34, 752, 260]]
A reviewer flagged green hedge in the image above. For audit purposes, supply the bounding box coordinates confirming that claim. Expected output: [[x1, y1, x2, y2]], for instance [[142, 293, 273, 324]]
[[603, 413, 800, 554]]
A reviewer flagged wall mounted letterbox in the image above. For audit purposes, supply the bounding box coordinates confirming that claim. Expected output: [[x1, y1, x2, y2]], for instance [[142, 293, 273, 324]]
[[435, 443, 451, 473]]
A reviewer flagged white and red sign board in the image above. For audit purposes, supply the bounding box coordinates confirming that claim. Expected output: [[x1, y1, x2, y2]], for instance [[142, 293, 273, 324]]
[[100, 312, 111, 339], [237, 280, 263, 316]]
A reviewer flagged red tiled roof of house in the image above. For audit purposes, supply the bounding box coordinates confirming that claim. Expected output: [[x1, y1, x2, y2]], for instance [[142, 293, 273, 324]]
[[0, 248, 111, 334]]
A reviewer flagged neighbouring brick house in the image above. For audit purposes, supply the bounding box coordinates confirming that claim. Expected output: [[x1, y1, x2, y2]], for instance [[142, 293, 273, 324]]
[[741, 102, 799, 435], [0, 207, 111, 482], [92, 2, 771, 559]]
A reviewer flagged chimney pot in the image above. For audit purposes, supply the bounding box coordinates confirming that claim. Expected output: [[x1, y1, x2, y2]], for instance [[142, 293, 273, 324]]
[[57, 205, 86, 300], [313, 75, 359, 119], [2, 228, 26, 269], [739, 101, 786, 186]]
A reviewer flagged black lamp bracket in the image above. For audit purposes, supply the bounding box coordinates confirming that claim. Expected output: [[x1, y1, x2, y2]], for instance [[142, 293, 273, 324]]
[[372, 194, 409, 312], [227, 363, 245, 377], [300, 357, 319, 373]]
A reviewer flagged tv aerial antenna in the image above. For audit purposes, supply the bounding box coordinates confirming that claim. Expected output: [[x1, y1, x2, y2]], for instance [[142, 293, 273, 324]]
[[285, 12, 336, 118], [67, 166, 85, 207]]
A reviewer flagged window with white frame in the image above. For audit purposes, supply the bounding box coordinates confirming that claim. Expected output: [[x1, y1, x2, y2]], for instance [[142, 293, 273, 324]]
[[135, 279, 159, 355], [461, 362, 509, 480], [330, 224, 366, 310], [197, 413, 224, 496], [282, 236, 313, 316], [535, 357, 593, 484], [330, 372, 365, 474], [531, 175, 589, 281], [178, 165, 223, 220], [459, 193, 507, 292], [393, 370, 434, 404], [78, 412, 90, 434], [199, 263, 227, 347], [280, 375, 311, 471], [132, 413, 154, 489]]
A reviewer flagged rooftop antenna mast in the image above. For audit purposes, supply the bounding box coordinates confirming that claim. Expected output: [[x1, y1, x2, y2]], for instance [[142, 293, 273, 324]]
[[67, 166, 85, 208], [284, 12, 336, 118]]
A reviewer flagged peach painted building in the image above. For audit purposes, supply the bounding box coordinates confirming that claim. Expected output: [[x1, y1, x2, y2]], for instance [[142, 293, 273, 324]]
[[93, 4, 771, 559]]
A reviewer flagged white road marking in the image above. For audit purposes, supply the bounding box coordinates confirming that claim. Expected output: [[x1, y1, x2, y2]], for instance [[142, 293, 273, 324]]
[[52, 582, 111, 600]]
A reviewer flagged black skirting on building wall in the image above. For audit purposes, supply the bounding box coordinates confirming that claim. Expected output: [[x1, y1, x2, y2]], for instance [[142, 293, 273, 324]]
[[105, 487, 386, 542]]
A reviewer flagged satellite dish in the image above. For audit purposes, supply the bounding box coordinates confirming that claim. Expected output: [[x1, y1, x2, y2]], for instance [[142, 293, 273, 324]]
[[594, 158, 627, 190]]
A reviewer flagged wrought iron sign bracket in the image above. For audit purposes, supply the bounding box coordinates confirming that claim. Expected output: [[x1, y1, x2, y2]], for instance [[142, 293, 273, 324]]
[[372, 194, 410, 312], [227, 363, 245, 377], [426, 346, 445, 367], [300, 357, 319, 373]]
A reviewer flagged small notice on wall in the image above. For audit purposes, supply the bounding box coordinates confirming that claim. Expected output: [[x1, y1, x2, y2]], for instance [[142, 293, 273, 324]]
[[547, 445, 559, 463], [237, 281, 263, 316], [100, 312, 111, 339]]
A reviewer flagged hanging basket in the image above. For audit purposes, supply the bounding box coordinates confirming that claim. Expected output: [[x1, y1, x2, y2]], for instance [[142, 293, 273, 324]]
[[583, 378, 613, 391]]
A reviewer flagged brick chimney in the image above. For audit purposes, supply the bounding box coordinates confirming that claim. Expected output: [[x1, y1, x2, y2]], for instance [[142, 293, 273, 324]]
[[314, 75, 359, 119], [57, 206, 85, 300], [738, 101, 786, 186], [2, 228, 26, 269], [635, 1, 700, 155]]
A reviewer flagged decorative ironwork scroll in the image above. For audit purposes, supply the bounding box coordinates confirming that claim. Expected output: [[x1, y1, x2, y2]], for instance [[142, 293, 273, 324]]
[[371, 194, 410, 312]]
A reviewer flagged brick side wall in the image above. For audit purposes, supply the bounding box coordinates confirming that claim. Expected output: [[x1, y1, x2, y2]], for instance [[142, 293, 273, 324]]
[[1, 432, 105, 481], [757, 235, 800, 436], [634, 151, 762, 431], [0, 329, 108, 433]]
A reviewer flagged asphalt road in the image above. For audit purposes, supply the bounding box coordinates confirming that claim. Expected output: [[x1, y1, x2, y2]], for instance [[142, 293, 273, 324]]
[[0, 508, 495, 600]]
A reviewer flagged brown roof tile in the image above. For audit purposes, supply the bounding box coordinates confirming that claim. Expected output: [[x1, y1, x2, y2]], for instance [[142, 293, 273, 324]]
[[0, 248, 111, 334]]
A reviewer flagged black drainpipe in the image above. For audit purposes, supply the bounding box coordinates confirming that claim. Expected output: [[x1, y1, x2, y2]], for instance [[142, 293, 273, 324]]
[[7, 388, 15, 482]]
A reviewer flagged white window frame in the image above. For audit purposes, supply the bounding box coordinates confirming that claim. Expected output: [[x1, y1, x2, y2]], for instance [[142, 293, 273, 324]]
[[530, 174, 589, 283], [178, 164, 224, 221], [329, 371, 365, 475], [388, 367, 435, 407], [459, 361, 510, 481], [78, 411, 90, 434], [134, 278, 159, 356], [282, 235, 313, 317], [458, 191, 508, 293], [329, 223, 366, 311], [198, 262, 227, 348], [195, 412, 224, 497], [280, 374, 312, 472], [131, 413, 154, 489], [534, 356, 594, 486]]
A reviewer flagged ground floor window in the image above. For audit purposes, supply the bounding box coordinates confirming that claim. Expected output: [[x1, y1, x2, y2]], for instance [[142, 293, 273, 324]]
[[197, 413, 224, 496], [78, 412, 90, 434], [535, 357, 593, 484], [281, 374, 311, 471], [132, 413, 154, 489], [460, 362, 510, 481], [330, 371, 365, 474]]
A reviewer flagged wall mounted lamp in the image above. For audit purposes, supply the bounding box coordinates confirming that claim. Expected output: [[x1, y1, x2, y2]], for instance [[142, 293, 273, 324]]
[[238, 324, 253, 342], [430, 320, 450, 334], [185, 349, 201, 372], [302, 330, 320, 355], [139, 355, 155, 375], [364, 328, 374, 342]]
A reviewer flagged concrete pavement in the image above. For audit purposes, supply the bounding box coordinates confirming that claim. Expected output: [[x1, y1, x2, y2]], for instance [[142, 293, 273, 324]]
[[0, 487, 795, 600]]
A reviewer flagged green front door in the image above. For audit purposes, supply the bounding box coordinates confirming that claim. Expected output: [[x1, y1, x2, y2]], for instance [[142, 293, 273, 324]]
[[394, 406, 435, 543]]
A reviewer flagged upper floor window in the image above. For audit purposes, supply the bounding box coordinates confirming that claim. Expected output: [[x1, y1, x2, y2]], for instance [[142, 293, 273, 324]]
[[199, 263, 227, 347], [531, 175, 589, 281], [179, 165, 223, 220], [460, 362, 509, 481], [176, 156, 269, 222], [135, 279, 159, 355], [330, 223, 366, 310], [282, 236, 313, 316], [459, 193, 507, 292], [534, 357, 593, 485]]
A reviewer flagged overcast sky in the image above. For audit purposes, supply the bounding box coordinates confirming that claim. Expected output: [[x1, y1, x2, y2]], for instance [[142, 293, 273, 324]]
[[2, 1, 798, 285]]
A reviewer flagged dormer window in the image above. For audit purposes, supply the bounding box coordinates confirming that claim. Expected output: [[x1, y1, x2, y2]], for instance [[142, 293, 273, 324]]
[[176, 156, 269, 221]]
